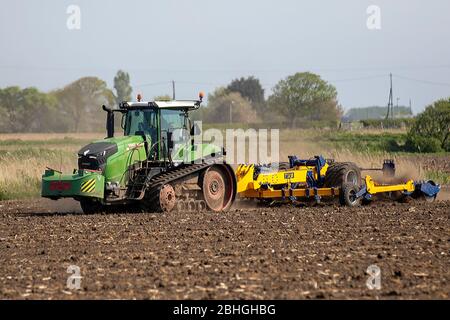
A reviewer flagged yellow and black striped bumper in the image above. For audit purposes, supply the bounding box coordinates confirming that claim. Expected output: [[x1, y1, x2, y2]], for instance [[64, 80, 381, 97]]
[[80, 178, 96, 193]]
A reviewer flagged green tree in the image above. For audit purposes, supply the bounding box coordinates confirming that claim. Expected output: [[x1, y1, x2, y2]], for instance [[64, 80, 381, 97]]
[[226, 76, 265, 110], [54, 77, 115, 132], [114, 70, 132, 105], [406, 98, 450, 152], [205, 88, 259, 123], [268, 72, 340, 127], [0, 86, 60, 132]]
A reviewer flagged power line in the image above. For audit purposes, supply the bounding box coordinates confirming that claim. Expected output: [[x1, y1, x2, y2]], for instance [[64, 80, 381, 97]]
[[262, 74, 389, 89], [128, 73, 450, 93], [176, 81, 225, 86], [132, 81, 172, 88], [133, 80, 228, 88], [328, 74, 388, 83], [393, 74, 450, 87]]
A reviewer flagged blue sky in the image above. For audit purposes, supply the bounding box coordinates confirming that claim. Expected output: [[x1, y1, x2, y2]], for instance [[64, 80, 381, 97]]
[[0, 0, 449, 113]]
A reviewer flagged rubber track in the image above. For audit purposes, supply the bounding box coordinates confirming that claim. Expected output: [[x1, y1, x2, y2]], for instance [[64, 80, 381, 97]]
[[143, 162, 213, 212]]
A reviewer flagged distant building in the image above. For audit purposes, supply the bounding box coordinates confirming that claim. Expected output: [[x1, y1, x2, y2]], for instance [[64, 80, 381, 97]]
[[342, 106, 413, 122]]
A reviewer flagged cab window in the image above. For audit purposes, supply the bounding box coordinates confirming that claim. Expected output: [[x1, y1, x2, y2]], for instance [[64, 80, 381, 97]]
[[160, 109, 187, 132], [124, 109, 158, 136]]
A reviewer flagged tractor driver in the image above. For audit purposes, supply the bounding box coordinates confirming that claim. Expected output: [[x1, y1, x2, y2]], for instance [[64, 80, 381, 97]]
[[134, 110, 158, 148]]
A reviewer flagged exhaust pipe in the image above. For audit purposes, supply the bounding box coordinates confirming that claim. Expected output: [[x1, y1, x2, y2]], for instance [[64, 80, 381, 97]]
[[102, 105, 114, 138]]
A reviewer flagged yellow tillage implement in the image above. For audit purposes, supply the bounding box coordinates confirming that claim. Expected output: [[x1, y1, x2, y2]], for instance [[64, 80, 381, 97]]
[[235, 155, 440, 207]]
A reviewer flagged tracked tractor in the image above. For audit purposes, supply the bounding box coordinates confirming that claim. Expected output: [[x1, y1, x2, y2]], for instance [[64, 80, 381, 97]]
[[42, 93, 236, 213]]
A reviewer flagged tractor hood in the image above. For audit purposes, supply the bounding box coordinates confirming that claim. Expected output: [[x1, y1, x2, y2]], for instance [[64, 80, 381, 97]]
[[78, 141, 118, 159], [78, 136, 146, 172], [78, 141, 118, 171]]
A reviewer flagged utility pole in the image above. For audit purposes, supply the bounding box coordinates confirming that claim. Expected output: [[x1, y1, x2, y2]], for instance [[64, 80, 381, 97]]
[[386, 73, 393, 120], [396, 97, 400, 119], [229, 101, 234, 124], [172, 80, 176, 100]]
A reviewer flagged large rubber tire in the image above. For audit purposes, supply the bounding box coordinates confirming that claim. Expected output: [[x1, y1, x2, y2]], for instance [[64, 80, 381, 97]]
[[339, 183, 362, 207], [202, 165, 235, 212], [324, 162, 361, 188]]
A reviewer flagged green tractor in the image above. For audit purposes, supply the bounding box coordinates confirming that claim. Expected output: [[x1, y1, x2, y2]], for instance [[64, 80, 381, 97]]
[[41, 94, 236, 213]]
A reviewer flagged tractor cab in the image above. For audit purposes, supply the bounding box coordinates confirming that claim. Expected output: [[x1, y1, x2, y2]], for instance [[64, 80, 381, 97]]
[[121, 105, 190, 161], [103, 94, 205, 162]]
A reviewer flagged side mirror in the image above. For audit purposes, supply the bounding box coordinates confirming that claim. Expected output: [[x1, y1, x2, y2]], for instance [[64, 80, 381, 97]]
[[190, 122, 201, 136], [103, 105, 114, 138]]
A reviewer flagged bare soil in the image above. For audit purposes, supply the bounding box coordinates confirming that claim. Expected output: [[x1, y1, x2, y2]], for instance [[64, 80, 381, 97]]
[[0, 198, 448, 299]]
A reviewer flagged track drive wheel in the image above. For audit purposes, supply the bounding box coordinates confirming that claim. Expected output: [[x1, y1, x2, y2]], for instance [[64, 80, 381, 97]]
[[202, 165, 235, 212], [159, 184, 176, 212]]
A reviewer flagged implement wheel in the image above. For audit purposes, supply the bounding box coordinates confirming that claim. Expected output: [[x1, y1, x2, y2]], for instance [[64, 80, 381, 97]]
[[412, 180, 438, 203], [339, 183, 362, 207], [202, 165, 235, 212], [324, 162, 361, 187]]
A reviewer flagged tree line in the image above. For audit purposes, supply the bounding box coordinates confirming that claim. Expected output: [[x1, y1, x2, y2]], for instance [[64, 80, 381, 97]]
[[200, 72, 343, 128], [0, 70, 448, 146], [0, 71, 132, 133], [0, 71, 345, 132]]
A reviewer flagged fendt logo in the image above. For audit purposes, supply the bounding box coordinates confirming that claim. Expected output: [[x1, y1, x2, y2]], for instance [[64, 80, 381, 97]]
[[49, 181, 71, 191]]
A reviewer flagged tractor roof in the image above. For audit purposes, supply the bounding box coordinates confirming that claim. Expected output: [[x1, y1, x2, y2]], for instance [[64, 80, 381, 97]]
[[120, 100, 201, 110]]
